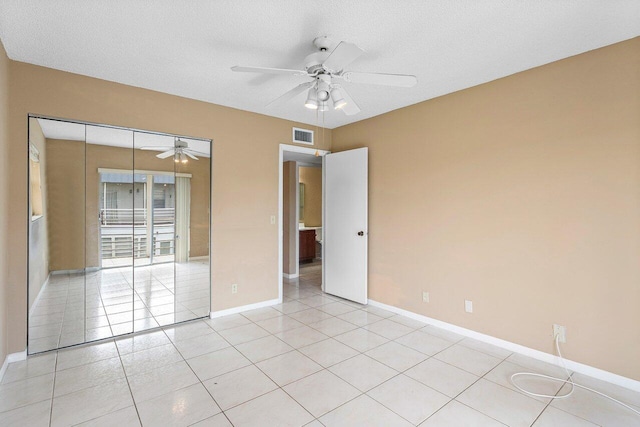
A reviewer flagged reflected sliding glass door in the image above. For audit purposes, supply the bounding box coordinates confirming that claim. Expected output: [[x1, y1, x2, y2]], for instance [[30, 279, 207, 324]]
[[98, 172, 176, 268]]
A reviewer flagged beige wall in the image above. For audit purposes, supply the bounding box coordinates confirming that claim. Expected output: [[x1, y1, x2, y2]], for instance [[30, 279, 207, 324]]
[[28, 119, 50, 307], [7, 61, 331, 354], [46, 139, 85, 271], [0, 41, 9, 363], [299, 166, 322, 227], [333, 37, 640, 380], [282, 161, 297, 275]]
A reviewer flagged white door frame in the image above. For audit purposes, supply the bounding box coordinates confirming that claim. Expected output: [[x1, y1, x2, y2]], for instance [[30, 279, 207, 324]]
[[278, 144, 330, 303]]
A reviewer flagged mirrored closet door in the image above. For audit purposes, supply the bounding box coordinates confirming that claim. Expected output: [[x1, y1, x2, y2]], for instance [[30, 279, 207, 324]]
[[28, 116, 211, 354]]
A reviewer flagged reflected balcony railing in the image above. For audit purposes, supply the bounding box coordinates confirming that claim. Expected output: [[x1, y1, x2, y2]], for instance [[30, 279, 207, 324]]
[[99, 208, 176, 259], [99, 208, 175, 226]]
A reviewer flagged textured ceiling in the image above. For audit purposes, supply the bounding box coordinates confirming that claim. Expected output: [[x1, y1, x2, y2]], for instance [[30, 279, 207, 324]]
[[3, 1, 640, 129]]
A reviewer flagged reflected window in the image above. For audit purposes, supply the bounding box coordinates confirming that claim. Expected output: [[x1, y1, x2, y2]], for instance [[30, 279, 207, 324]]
[[29, 144, 43, 220]]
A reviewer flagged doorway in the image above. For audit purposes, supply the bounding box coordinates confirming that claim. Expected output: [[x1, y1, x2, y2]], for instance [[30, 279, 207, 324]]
[[278, 144, 369, 305], [278, 145, 329, 301]]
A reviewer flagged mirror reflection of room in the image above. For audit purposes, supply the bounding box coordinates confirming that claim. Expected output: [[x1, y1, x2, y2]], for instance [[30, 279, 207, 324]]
[[27, 117, 211, 354]]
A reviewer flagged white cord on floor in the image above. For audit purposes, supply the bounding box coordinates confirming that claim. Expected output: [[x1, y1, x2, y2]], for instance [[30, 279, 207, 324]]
[[509, 335, 640, 416]]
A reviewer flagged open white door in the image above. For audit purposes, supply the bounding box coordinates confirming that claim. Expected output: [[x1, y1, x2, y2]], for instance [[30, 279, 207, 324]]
[[323, 147, 368, 304]]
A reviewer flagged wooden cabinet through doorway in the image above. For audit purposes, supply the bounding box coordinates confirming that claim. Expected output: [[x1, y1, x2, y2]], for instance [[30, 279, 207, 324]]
[[299, 229, 316, 262]]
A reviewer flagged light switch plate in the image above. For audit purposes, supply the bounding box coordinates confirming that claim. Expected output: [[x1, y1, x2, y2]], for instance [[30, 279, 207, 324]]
[[465, 300, 473, 313]]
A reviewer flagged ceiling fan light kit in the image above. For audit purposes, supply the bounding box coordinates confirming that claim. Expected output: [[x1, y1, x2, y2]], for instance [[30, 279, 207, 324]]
[[140, 137, 207, 163], [231, 36, 417, 116], [330, 87, 347, 110], [304, 89, 318, 109], [174, 151, 188, 164]]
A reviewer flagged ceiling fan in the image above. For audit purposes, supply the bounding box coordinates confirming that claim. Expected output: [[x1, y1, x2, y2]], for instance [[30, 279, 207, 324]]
[[231, 37, 417, 115], [139, 138, 207, 163]]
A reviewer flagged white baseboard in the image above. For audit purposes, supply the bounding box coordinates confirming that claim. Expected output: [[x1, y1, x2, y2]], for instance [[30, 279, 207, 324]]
[[51, 268, 97, 275], [210, 298, 280, 319], [283, 273, 299, 279], [368, 299, 640, 393], [0, 350, 27, 382]]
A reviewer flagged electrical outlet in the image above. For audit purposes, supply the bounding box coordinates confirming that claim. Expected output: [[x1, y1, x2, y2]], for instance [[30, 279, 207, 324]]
[[553, 324, 566, 343], [464, 300, 473, 313], [422, 291, 429, 303], [231, 283, 238, 294], [270, 215, 276, 225]]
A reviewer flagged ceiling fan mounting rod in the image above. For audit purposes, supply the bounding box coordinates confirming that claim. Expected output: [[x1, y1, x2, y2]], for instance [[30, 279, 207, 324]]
[[313, 36, 333, 52]]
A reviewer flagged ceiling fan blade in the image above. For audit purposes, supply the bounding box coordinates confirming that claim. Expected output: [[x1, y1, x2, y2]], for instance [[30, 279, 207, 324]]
[[140, 146, 172, 151], [342, 71, 417, 87], [322, 42, 364, 72], [156, 150, 175, 159], [184, 149, 210, 157], [231, 65, 307, 76], [335, 86, 361, 116], [184, 152, 199, 160], [266, 81, 314, 108]]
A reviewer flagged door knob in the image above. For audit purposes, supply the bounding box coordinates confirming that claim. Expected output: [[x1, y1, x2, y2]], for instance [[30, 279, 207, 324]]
[[357, 231, 364, 236]]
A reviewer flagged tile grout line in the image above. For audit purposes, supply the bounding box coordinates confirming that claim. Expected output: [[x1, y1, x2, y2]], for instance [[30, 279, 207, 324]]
[[277, 367, 354, 425], [430, 347, 548, 426], [56, 278, 77, 349], [48, 351, 59, 427], [295, 270, 570, 425], [114, 338, 144, 426], [166, 320, 236, 426], [208, 295, 360, 423], [287, 272, 485, 424], [282, 270, 380, 424], [360, 326, 490, 425], [526, 370, 574, 427], [93, 273, 115, 344], [282, 286, 415, 423], [449, 400, 510, 426], [420, 341, 510, 425], [246, 280, 436, 425], [178, 317, 323, 424]]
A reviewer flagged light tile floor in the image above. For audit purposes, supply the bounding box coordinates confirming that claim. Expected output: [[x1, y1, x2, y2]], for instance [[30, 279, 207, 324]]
[[4, 262, 639, 426], [28, 259, 211, 354]]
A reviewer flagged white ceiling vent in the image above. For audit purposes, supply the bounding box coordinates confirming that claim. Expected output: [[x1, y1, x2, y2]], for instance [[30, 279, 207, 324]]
[[293, 127, 314, 145]]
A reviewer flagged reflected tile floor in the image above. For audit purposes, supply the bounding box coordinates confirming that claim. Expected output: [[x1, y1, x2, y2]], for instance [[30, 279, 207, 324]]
[[28, 259, 211, 353], [4, 262, 639, 426]]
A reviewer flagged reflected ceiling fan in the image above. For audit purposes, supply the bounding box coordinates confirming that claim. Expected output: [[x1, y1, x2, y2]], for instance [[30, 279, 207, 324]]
[[139, 138, 207, 163], [231, 37, 417, 115]]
